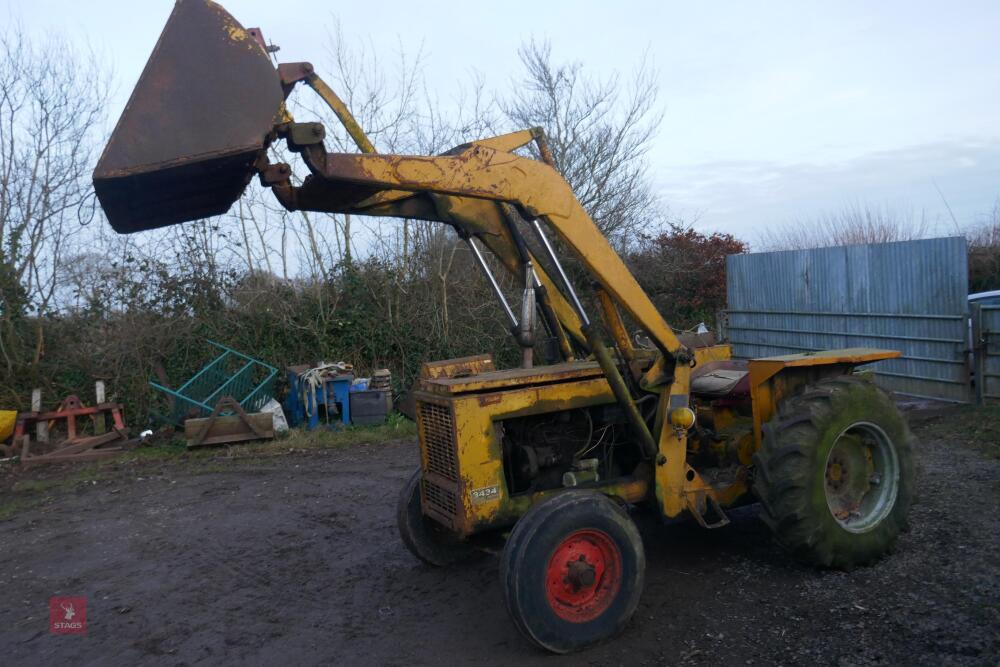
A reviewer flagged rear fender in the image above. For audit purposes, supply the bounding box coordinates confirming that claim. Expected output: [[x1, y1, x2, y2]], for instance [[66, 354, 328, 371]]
[[747, 348, 901, 448]]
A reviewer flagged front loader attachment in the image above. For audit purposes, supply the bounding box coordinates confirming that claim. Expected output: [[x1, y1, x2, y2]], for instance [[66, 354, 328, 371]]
[[92, 0, 285, 233]]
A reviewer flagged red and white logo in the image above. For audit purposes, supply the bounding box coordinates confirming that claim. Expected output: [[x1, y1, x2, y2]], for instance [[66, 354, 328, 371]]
[[49, 596, 87, 635]]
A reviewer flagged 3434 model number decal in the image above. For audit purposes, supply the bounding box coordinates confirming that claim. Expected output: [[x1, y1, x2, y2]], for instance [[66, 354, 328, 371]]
[[470, 485, 500, 504]]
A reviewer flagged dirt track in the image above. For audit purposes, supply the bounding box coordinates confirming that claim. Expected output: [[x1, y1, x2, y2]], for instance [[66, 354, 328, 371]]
[[1, 408, 998, 666]]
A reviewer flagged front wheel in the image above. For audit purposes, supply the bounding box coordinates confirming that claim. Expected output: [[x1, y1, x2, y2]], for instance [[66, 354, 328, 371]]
[[397, 468, 477, 566], [501, 491, 645, 653], [753, 375, 916, 568]]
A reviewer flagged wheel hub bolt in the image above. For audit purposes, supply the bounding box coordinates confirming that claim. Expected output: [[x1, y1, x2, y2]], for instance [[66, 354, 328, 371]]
[[565, 556, 596, 589]]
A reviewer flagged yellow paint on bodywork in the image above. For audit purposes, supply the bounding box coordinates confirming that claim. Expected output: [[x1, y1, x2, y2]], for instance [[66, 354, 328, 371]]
[[694, 344, 732, 365], [470, 129, 537, 154], [225, 24, 248, 41], [423, 361, 604, 395], [654, 364, 692, 518], [595, 289, 633, 357], [214, 3, 267, 56], [417, 371, 619, 537], [419, 354, 495, 380]]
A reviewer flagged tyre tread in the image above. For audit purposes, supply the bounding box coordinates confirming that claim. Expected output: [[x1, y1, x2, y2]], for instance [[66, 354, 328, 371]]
[[752, 376, 915, 569]]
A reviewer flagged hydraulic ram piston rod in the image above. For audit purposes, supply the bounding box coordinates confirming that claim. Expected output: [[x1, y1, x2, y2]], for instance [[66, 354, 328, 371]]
[[530, 219, 590, 328], [465, 236, 518, 328]]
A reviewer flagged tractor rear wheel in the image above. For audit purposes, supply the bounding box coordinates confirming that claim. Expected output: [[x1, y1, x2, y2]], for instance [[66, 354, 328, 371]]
[[397, 468, 477, 566], [500, 491, 645, 653], [753, 375, 915, 568]]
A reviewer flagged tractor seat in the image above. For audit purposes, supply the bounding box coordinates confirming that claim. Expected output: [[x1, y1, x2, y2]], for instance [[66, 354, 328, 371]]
[[690, 360, 750, 397]]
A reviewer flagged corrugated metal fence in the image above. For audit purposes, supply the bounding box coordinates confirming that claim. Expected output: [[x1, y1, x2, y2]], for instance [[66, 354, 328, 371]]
[[972, 304, 1000, 402], [725, 237, 971, 403]]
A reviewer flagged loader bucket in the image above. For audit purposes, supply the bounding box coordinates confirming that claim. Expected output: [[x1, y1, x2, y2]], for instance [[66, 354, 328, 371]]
[[93, 0, 285, 233]]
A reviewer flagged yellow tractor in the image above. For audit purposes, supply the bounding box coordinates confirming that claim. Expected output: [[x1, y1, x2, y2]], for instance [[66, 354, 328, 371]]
[[94, 1, 916, 653]]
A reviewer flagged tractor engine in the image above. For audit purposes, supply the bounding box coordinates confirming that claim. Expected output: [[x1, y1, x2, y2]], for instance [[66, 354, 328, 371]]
[[500, 405, 642, 495]]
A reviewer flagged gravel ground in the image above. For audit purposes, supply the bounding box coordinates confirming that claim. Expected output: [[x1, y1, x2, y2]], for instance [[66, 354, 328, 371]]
[[0, 406, 997, 666]]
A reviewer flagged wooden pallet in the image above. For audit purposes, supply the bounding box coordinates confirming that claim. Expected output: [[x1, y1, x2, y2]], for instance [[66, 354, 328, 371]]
[[184, 396, 274, 448]]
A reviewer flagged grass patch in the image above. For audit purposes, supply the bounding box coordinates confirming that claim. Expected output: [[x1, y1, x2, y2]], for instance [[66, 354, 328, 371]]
[[10, 465, 110, 492], [280, 412, 417, 450], [0, 464, 111, 520], [0, 414, 418, 520], [0, 497, 45, 521], [120, 440, 189, 462], [14, 473, 92, 494], [111, 412, 416, 466], [3, 415, 416, 475]]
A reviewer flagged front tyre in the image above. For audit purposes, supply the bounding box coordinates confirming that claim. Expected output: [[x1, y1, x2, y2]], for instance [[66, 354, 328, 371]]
[[397, 468, 477, 566], [501, 491, 645, 653], [753, 375, 916, 568]]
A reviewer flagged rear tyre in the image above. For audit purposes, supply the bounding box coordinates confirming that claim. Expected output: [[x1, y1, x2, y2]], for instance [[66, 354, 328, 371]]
[[501, 491, 645, 653], [397, 468, 477, 566], [753, 376, 916, 568]]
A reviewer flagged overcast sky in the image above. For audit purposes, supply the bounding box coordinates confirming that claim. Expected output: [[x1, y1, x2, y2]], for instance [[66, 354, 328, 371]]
[[7, 0, 1000, 241]]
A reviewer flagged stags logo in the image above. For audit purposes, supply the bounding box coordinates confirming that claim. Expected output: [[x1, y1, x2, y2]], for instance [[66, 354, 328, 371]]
[[49, 596, 87, 635]]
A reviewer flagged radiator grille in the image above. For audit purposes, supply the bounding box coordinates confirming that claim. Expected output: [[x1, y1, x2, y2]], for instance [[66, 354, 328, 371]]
[[422, 478, 458, 519], [419, 401, 458, 482]]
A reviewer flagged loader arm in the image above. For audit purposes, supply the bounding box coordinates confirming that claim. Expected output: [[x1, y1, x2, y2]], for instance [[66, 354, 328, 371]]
[[267, 132, 686, 360], [262, 122, 587, 354]]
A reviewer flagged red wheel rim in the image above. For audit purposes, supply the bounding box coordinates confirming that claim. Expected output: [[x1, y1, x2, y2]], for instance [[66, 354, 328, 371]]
[[544, 528, 622, 623]]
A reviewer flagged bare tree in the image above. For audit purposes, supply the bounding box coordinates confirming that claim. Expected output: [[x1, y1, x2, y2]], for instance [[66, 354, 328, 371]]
[[0, 26, 109, 381], [500, 40, 665, 246]]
